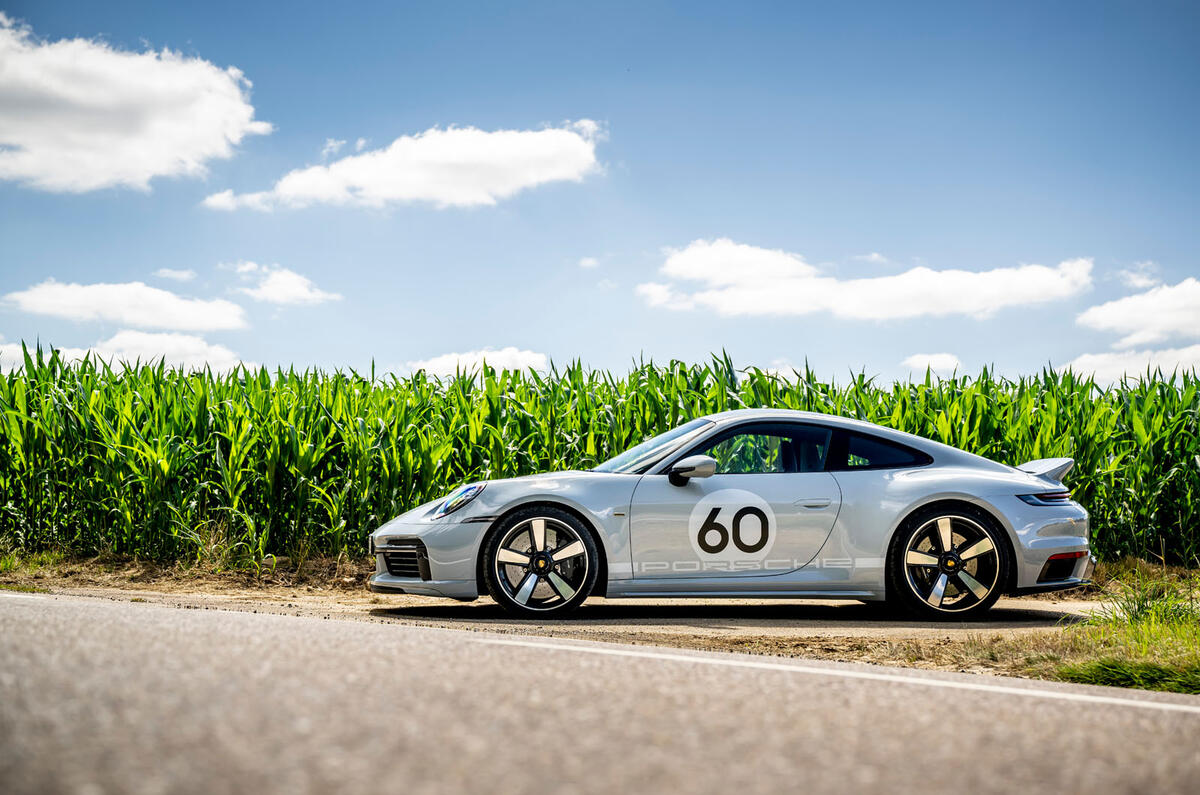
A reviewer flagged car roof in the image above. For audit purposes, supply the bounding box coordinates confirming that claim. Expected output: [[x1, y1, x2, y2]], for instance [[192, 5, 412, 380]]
[[696, 408, 1009, 471]]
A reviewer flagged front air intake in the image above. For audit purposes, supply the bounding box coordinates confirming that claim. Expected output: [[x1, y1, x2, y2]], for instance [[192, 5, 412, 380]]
[[381, 540, 431, 580]]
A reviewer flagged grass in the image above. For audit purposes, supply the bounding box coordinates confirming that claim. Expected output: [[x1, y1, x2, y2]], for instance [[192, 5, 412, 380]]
[[1049, 571, 1200, 693], [0, 582, 49, 593], [0, 549, 64, 574]]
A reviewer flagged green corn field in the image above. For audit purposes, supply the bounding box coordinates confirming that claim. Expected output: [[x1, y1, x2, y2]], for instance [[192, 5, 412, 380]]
[[1, 346, 1197, 567]]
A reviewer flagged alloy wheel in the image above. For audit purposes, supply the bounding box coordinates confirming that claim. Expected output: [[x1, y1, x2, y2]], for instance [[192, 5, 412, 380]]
[[492, 516, 590, 611], [902, 514, 1000, 613]]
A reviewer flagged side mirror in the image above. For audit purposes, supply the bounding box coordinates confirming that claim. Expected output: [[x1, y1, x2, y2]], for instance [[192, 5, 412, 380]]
[[669, 454, 717, 486]]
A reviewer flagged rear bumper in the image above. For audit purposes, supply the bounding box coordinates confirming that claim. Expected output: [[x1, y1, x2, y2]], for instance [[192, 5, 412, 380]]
[[1010, 553, 1096, 596]]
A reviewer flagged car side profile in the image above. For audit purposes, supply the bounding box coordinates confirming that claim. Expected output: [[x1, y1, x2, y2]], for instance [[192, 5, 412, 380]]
[[368, 409, 1094, 619]]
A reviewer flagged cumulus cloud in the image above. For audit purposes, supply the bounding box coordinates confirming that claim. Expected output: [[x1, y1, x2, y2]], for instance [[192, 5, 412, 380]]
[[354, 137, 368, 152], [0, 330, 248, 372], [902, 352, 962, 375], [231, 262, 341, 305], [203, 120, 601, 211], [1063, 344, 1200, 383], [321, 138, 345, 158], [4, 279, 247, 331], [635, 239, 1093, 319], [1076, 278, 1200, 349], [0, 13, 271, 193], [153, 268, 196, 282], [1115, 261, 1161, 290], [578, 256, 600, 269], [406, 347, 548, 376]]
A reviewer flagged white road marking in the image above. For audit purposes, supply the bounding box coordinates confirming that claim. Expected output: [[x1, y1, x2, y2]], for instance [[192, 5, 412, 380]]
[[0, 591, 47, 600], [475, 636, 1200, 715]]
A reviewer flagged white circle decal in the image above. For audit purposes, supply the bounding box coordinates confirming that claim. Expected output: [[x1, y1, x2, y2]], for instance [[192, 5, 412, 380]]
[[687, 488, 777, 563]]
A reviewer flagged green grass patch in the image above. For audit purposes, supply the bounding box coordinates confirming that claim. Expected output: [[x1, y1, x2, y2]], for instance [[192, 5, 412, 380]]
[[1058, 659, 1200, 694], [0, 550, 66, 574], [0, 582, 49, 593], [1050, 572, 1200, 693]]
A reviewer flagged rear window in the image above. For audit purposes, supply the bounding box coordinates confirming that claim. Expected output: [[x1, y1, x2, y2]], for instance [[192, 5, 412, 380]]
[[829, 432, 930, 471]]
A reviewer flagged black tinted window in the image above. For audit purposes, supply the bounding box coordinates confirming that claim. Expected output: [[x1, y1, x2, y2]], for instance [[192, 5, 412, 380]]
[[832, 432, 928, 470]]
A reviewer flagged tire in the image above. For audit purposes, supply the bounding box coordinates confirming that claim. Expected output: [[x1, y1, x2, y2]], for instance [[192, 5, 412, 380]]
[[885, 504, 1010, 621], [483, 505, 599, 618]]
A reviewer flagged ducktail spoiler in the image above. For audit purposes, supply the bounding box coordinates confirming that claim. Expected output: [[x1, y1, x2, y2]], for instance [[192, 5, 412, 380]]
[[1017, 457, 1074, 483]]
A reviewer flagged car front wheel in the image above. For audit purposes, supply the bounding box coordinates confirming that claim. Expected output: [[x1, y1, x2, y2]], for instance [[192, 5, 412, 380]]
[[887, 505, 1010, 620], [483, 506, 599, 618]]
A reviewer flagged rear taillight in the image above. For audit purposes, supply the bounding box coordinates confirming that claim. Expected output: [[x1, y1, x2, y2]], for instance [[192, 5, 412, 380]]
[[1018, 491, 1072, 506]]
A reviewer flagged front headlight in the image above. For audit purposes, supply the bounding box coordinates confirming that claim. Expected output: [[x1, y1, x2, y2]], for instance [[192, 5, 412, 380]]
[[432, 483, 485, 519]]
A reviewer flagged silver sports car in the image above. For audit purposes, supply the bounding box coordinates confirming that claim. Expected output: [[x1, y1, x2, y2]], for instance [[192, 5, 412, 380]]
[[368, 409, 1094, 619]]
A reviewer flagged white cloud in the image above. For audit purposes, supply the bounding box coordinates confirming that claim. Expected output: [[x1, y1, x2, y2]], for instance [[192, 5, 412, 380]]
[[635, 282, 696, 311], [321, 138, 345, 159], [406, 346, 548, 376], [4, 279, 247, 330], [1063, 344, 1200, 383], [354, 137, 368, 152], [902, 352, 962, 375], [204, 120, 601, 211], [578, 256, 600, 269], [636, 239, 1093, 319], [855, 252, 891, 265], [230, 262, 341, 305], [1115, 260, 1161, 290], [596, 278, 617, 290], [0, 13, 271, 193], [1076, 278, 1200, 349], [0, 330, 248, 372], [153, 268, 196, 282]]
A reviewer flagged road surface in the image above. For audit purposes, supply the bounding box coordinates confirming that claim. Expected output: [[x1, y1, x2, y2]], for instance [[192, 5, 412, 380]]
[[2, 591, 1198, 794]]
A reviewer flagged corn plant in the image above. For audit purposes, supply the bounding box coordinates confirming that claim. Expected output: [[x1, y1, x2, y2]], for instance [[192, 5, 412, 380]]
[[1, 345, 1197, 566]]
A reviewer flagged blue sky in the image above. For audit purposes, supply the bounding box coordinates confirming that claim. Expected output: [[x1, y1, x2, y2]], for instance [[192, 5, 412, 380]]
[[2, 0, 1198, 381]]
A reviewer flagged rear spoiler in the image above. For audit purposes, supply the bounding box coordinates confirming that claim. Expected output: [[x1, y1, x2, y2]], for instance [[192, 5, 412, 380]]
[[1017, 457, 1074, 483]]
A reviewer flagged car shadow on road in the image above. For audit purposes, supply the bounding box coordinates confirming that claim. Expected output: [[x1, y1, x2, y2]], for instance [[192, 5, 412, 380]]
[[368, 599, 1089, 629]]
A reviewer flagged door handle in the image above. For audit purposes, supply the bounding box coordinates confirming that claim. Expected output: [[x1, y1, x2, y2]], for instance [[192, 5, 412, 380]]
[[795, 497, 832, 509]]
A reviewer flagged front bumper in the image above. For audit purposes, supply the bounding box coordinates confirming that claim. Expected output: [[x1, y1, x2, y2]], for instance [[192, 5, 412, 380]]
[[367, 571, 478, 601], [367, 517, 487, 601]]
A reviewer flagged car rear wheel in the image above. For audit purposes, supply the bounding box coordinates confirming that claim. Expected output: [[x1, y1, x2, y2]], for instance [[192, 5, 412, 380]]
[[886, 505, 1010, 620], [483, 506, 598, 618]]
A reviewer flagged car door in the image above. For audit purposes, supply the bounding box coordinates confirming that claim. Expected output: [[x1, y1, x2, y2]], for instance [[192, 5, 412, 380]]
[[629, 422, 842, 579]]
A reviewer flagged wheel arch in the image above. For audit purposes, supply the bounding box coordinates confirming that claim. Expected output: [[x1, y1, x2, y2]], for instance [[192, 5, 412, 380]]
[[474, 499, 609, 597]]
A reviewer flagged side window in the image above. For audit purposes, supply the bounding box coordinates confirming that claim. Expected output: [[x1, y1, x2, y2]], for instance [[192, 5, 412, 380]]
[[832, 432, 927, 470], [699, 425, 831, 474]]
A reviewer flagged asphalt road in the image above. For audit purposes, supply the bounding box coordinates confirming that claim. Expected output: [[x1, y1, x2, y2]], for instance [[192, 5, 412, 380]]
[[2, 592, 1198, 794]]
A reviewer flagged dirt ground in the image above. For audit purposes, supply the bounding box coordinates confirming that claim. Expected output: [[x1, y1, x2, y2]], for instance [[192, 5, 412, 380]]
[[2, 556, 1104, 678]]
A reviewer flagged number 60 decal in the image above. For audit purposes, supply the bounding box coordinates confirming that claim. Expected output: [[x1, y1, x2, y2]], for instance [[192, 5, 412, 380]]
[[688, 489, 777, 561], [697, 506, 771, 554]]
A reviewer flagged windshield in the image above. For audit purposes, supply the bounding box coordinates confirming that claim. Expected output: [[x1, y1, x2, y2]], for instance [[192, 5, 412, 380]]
[[593, 418, 714, 474]]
